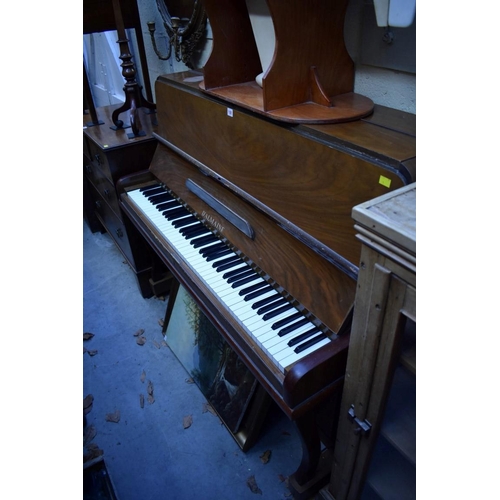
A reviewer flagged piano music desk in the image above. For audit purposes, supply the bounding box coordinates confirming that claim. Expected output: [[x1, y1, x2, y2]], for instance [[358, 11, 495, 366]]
[[83, 105, 172, 298]]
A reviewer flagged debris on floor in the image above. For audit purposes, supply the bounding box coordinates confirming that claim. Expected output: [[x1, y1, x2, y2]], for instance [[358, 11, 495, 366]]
[[105, 410, 120, 423]]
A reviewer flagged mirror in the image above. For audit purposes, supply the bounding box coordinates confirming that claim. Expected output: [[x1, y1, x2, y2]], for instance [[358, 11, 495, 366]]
[[147, 0, 207, 68]]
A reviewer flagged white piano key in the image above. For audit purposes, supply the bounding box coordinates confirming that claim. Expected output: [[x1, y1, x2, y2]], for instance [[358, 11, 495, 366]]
[[277, 337, 331, 371]]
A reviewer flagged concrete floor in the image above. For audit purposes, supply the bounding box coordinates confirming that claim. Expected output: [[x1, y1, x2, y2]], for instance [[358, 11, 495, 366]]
[[83, 220, 304, 499]]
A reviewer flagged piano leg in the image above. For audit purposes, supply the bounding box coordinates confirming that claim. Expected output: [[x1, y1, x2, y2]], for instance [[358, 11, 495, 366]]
[[293, 411, 321, 485], [289, 411, 333, 500]]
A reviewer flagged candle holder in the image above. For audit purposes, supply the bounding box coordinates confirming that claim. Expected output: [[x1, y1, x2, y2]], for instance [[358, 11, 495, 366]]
[[147, 0, 206, 69]]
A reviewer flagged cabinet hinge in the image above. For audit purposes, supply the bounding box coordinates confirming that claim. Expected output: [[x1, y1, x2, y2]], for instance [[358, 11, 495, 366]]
[[348, 405, 372, 436]]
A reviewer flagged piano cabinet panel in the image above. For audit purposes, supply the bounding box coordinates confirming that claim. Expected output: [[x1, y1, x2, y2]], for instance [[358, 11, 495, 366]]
[[154, 75, 415, 271], [283, 334, 349, 410], [149, 143, 356, 336]]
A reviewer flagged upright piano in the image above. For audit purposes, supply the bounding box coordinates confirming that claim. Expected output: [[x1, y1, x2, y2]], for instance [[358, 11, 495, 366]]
[[117, 70, 416, 498]]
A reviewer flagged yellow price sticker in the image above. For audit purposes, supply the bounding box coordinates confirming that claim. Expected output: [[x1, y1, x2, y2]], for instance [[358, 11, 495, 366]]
[[379, 175, 392, 188]]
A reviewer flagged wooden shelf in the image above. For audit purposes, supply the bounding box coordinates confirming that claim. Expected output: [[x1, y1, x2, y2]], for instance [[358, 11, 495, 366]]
[[380, 366, 416, 465], [362, 436, 416, 500], [200, 0, 374, 124], [200, 80, 374, 124]]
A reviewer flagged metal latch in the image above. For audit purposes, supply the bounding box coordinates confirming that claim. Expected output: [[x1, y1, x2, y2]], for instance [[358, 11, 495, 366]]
[[348, 405, 372, 436]]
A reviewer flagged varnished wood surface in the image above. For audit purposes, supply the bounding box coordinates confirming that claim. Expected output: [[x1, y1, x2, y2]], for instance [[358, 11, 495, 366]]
[[263, 0, 353, 109], [166, 72, 415, 162], [84, 105, 158, 184], [303, 112, 416, 171], [149, 143, 356, 336], [200, 0, 374, 123], [199, 80, 374, 124], [83, 105, 157, 150], [201, 0, 262, 90], [155, 73, 416, 273], [362, 105, 416, 137]]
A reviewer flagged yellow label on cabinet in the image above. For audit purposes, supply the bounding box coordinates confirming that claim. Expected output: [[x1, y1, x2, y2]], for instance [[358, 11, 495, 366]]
[[379, 175, 392, 188]]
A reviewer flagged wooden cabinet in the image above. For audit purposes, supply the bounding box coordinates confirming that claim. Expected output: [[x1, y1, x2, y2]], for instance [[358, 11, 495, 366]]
[[320, 183, 416, 500], [83, 104, 172, 298]]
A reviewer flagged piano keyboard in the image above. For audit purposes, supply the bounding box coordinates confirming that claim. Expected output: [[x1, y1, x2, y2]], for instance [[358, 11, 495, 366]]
[[127, 183, 332, 373]]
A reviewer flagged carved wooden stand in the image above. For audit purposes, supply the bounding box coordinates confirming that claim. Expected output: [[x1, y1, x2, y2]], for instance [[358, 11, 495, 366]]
[[110, 0, 156, 137], [200, 0, 374, 124]]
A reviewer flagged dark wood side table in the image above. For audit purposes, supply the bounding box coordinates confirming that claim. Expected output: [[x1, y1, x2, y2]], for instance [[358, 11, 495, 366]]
[[319, 183, 416, 500], [83, 104, 172, 298]]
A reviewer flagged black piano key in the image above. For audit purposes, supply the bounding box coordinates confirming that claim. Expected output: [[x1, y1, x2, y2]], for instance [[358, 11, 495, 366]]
[[277, 318, 310, 337], [164, 207, 190, 220], [186, 234, 215, 248], [271, 312, 303, 330], [231, 274, 263, 289], [256, 297, 287, 315], [213, 254, 239, 266], [287, 328, 322, 347], [196, 241, 220, 254], [156, 200, 178, 211], [191, 234, 219, 248], [145, 187, 166, 198], [262, 303, 294, 321], [252, 293, 281, 310], [225, 269, 255, 283], [184, 230, 209, 241], [181, 224, 207, 238], [214, 257, 244, 272], [222, 265, 249, 279], [172, 215, 198, 228], [201, 242, 227, 257], [243, 284, 274, 301], [149, 192, 172, 204], [239, 281, 269, 297], [294, 333, 327, 353], [140, 183, 161, 193], [141, 185, 163, 196], [206, 248, 232, 262]]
